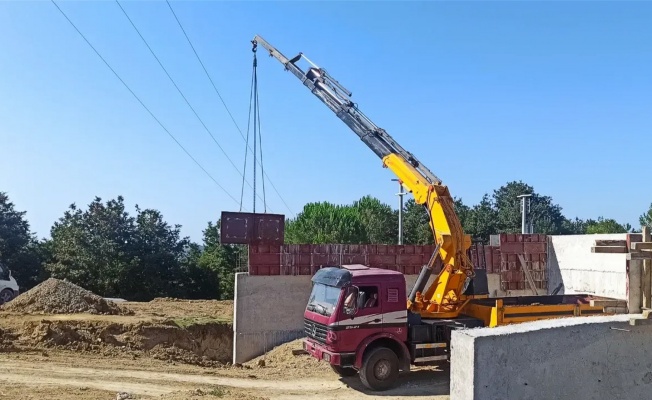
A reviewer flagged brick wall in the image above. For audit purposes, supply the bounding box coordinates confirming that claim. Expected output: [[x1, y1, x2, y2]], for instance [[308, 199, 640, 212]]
[[247, 234, 549, 293]]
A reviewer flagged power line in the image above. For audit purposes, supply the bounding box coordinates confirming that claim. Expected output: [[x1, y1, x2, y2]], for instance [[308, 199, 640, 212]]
[[50, 0, 243, 208], [165, 0, 295, 217], [114, 0, 269, 211]]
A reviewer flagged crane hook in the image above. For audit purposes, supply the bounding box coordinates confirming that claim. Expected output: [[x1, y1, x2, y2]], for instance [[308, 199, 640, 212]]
[[251, 39, 258, 53]]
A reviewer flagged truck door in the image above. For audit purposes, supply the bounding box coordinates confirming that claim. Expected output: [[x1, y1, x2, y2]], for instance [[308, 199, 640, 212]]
[[350, 285, 382, 328], [381, 283, 408, 338]]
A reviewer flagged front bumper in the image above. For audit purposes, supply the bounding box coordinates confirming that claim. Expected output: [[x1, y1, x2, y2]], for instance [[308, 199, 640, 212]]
[[303, 338, 355, 367]]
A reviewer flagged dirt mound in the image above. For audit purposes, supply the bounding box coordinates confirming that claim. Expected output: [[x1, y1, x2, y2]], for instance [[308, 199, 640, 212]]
[[6, 318, 233, 366], [245, 338, 330, 376], [1, 278, 132, 315]]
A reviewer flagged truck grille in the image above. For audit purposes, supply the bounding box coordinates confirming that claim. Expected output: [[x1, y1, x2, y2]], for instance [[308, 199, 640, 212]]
[[304, 318, 327, 343]]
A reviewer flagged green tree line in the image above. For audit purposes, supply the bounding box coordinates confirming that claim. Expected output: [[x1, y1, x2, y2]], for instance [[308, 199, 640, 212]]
[[1, 181, 648, 299]]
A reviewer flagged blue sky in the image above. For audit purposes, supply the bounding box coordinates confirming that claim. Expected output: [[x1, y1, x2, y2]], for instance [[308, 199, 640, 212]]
[[1, 0, 651, 242]]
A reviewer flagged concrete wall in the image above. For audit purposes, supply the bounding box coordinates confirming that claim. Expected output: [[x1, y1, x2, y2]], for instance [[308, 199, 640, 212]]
[[233, 272, 442, 364], [547, 233, 628, 299], [450, 314, 651, 400], [232, 273, 312, 364]]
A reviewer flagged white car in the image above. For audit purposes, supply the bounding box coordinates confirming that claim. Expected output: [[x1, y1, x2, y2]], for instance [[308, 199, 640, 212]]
[[0, 262, 19, 305]]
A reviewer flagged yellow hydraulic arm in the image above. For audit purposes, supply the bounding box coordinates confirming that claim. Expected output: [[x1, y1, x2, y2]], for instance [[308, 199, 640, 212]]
[[252, 35, 475, 318]]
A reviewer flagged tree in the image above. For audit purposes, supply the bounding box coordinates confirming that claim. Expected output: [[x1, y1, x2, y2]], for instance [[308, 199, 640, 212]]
[[353, 195, 398, 244], [46, 196, 205, 300], [285, 202, 367, 244], [0, 192, 48, 290], [197, 221, 246, 300], [465, 194, 499, 243], [401, 199, 433, 245], [585, 217, 632, 234], [492, 181, 567, 235]]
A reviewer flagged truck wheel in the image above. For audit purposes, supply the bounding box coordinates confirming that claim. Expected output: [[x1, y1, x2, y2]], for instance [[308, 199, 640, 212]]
[[359, 346, 399, 391], [330, 364, 357, 377], [0, 289, 15, 305]]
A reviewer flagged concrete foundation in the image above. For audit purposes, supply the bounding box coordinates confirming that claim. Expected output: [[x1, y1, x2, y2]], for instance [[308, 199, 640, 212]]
[[547, 234, 628, 299], [450, 314, 651, 400]]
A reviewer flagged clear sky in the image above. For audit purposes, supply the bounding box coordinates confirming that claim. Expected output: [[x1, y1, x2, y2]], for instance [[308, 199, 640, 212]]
[[1, 0, 651, 243]]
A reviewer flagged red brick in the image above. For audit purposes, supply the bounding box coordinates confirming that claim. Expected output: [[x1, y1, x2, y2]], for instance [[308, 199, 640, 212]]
[[249, 253, 280, 266], [369, 255, 397, 266], [523, 242, 546, 254], [500, 242, 524, 254]]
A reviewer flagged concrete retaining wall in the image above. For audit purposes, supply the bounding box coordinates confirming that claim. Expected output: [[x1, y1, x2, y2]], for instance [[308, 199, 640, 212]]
[[232, 273, 312, 364], [547, 234, 628, 299], [450, 314, 651, 400], [232, 272, 442, 364]]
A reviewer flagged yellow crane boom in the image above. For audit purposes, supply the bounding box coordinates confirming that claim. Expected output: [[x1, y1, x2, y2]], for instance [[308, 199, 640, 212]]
[[252, 35, 476, 318]]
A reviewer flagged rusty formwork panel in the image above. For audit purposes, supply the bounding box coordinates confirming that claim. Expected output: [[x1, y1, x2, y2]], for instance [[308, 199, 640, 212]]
[[498, 233, 549, 291], [219, 211, 285, 246], [248, 243, 444, 276]]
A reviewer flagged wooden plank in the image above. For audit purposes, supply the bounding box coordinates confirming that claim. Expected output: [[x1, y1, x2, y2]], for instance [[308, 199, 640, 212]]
[[291, 349, 308, 356], [595, 240, 627, 247], [632, 242, 652, 250], [517, 254, 539, 295], [591, 246, 628, 253], [643, 227, 651, 309], [590, 299, 627, 308], [628, 252, 652, 260], [604, 306, 629, 314]]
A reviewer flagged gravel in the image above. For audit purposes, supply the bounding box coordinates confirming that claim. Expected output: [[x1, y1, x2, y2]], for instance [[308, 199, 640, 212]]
[[1, 278, 132, 315]]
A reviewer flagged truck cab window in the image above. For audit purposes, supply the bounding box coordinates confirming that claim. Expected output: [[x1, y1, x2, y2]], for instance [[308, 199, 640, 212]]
[[358, 286, 378, 309]]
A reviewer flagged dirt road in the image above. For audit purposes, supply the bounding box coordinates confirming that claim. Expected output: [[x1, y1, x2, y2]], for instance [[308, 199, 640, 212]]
[[0, 355, 450, 399], [0, 286, 450, 399]]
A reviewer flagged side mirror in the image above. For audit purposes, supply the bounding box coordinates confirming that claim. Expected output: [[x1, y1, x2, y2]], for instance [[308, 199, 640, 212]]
[[343, 286, 359, 316]]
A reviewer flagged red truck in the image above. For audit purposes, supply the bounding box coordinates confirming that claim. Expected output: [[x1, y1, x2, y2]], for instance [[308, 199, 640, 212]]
[[302, 264, 486, 391]]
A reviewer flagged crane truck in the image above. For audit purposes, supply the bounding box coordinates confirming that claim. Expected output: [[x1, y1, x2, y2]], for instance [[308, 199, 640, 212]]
[[251, 35, 620, 391]]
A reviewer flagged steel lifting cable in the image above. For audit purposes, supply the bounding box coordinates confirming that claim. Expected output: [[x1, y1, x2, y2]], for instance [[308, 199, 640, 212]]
[[240, 42, 267, 213]]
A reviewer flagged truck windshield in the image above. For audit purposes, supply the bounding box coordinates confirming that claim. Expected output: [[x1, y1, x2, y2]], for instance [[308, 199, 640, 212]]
[[307, 283, 341, 316]]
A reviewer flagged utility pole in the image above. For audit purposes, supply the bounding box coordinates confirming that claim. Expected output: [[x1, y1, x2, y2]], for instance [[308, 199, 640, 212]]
[[392, 179, 407, 245], [517, 194, 533, 234]]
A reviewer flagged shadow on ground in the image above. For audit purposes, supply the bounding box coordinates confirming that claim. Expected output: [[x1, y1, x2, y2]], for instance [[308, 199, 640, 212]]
[[339, 364, 450, 397]]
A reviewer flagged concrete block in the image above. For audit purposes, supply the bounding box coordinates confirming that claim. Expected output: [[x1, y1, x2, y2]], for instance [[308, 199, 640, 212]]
[[450, 314, 652, 400]]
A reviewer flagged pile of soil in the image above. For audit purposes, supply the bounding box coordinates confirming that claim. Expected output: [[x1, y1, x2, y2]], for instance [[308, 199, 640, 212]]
[[1, 278, 132, 315], [245, 339, 330, 376], [6, 318, 233, 366]]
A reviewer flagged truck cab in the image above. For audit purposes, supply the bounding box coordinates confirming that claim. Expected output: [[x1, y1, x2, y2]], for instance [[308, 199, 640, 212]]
[[0, 262, 19, 305], [303, 264, 410, 389], [303, 264, 486, 391]]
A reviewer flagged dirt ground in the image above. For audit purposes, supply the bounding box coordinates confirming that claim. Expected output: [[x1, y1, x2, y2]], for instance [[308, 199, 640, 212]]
[[0, 296, 450, 399]]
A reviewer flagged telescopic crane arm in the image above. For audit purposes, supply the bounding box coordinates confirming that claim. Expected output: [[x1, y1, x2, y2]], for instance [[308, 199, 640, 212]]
[[252, 35, 474, 318]]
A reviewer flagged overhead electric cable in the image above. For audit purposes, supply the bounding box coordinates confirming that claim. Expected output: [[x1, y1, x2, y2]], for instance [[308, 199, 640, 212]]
[[165, 0, 294, 217], [50, 0, 242, 208], [115, 0, 268, 210]]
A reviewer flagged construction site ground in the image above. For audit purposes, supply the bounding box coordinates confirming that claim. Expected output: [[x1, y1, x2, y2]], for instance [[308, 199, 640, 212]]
[[0, 280, 449, 400]]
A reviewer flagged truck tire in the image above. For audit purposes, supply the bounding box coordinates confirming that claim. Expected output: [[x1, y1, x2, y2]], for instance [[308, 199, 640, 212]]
[[359, 346, 399, 391], [330, 364, 357, 377]]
